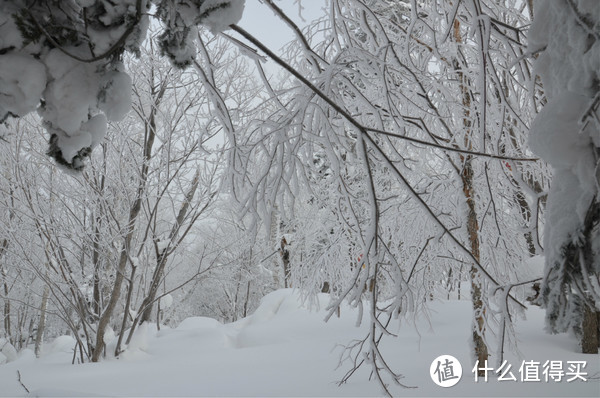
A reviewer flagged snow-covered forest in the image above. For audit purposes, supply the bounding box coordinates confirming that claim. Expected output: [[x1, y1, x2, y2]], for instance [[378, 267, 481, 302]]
[[0, 0, 598, 396]]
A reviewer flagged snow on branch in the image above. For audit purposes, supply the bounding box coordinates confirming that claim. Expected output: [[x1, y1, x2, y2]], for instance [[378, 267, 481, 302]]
[[0, 0, 245, 170]]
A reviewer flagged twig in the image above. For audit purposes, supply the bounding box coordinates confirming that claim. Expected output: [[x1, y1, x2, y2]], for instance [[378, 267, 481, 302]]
[[17, 370, 30, 394]]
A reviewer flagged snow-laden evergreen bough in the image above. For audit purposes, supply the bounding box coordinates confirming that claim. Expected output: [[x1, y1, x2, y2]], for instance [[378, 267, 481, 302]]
[[0, 0, 245, 170], [528, 0, 600, 352]]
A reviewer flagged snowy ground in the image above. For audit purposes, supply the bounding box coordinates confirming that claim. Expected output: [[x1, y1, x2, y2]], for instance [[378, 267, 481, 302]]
[[0, 289, 598, 397]]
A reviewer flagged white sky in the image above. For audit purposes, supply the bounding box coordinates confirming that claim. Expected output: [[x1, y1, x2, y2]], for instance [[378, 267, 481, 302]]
[[238, 1, 327, 53]]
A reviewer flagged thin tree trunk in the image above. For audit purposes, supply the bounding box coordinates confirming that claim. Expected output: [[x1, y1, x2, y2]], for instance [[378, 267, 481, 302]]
[[34, 284, 49, 357], [280, 237, 291, 288], [114, 262, 136, 357], [92, 243, 132, 361], [138, 169, 201, 325], [2, 269, 11, 345], [242, 280, 251, 318], [462, 160, 489, 371], [1, 241, 10, 344], [269, 206, 281, 288], [91, 144, 108, 322]]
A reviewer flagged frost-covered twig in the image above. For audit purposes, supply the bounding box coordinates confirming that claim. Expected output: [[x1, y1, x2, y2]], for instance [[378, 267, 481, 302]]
[[16, 370, 29, 394]]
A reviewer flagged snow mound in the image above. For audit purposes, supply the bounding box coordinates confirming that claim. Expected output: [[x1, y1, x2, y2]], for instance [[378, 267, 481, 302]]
[[46, 336, 76, 355], [177, 316, 222, 331]]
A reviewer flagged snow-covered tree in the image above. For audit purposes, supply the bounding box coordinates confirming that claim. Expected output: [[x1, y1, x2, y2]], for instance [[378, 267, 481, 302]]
[[0, 37, 230, 361], [0, 0, 244, 169], [528, 0, 599, 353]]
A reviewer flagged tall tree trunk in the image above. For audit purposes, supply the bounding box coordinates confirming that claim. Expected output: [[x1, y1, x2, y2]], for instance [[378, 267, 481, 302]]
[[454, 19, 489, 373], [462, 161, 489, 370]]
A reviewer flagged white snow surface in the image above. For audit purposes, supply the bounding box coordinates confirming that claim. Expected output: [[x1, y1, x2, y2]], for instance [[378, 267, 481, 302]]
[[0, 289, 597, 397]]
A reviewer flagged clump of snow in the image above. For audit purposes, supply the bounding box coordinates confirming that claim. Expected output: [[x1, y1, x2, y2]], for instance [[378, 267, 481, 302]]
[[42, 49, 99, 135], [200, 0, 246, 34], [48, 128, 93, 166], [46, 336, 77, 355], [0, 340, 17, 363], [80, 114, 108, 148], [0, 10, 24, 49], [37, 48, 132, 168], [98, 70, 132, 121], [1, 0, 248, 168], [0, 53, 46, 118]]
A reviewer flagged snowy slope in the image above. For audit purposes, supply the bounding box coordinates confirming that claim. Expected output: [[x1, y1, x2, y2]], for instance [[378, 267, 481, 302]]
[[0, 289, 597, 397]]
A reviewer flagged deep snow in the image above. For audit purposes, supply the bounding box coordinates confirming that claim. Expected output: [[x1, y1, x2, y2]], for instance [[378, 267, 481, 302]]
[[0, 289, 598, 397]]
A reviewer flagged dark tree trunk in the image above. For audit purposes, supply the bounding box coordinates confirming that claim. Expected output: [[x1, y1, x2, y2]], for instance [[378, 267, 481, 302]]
[[581, 304, 598, 354]]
